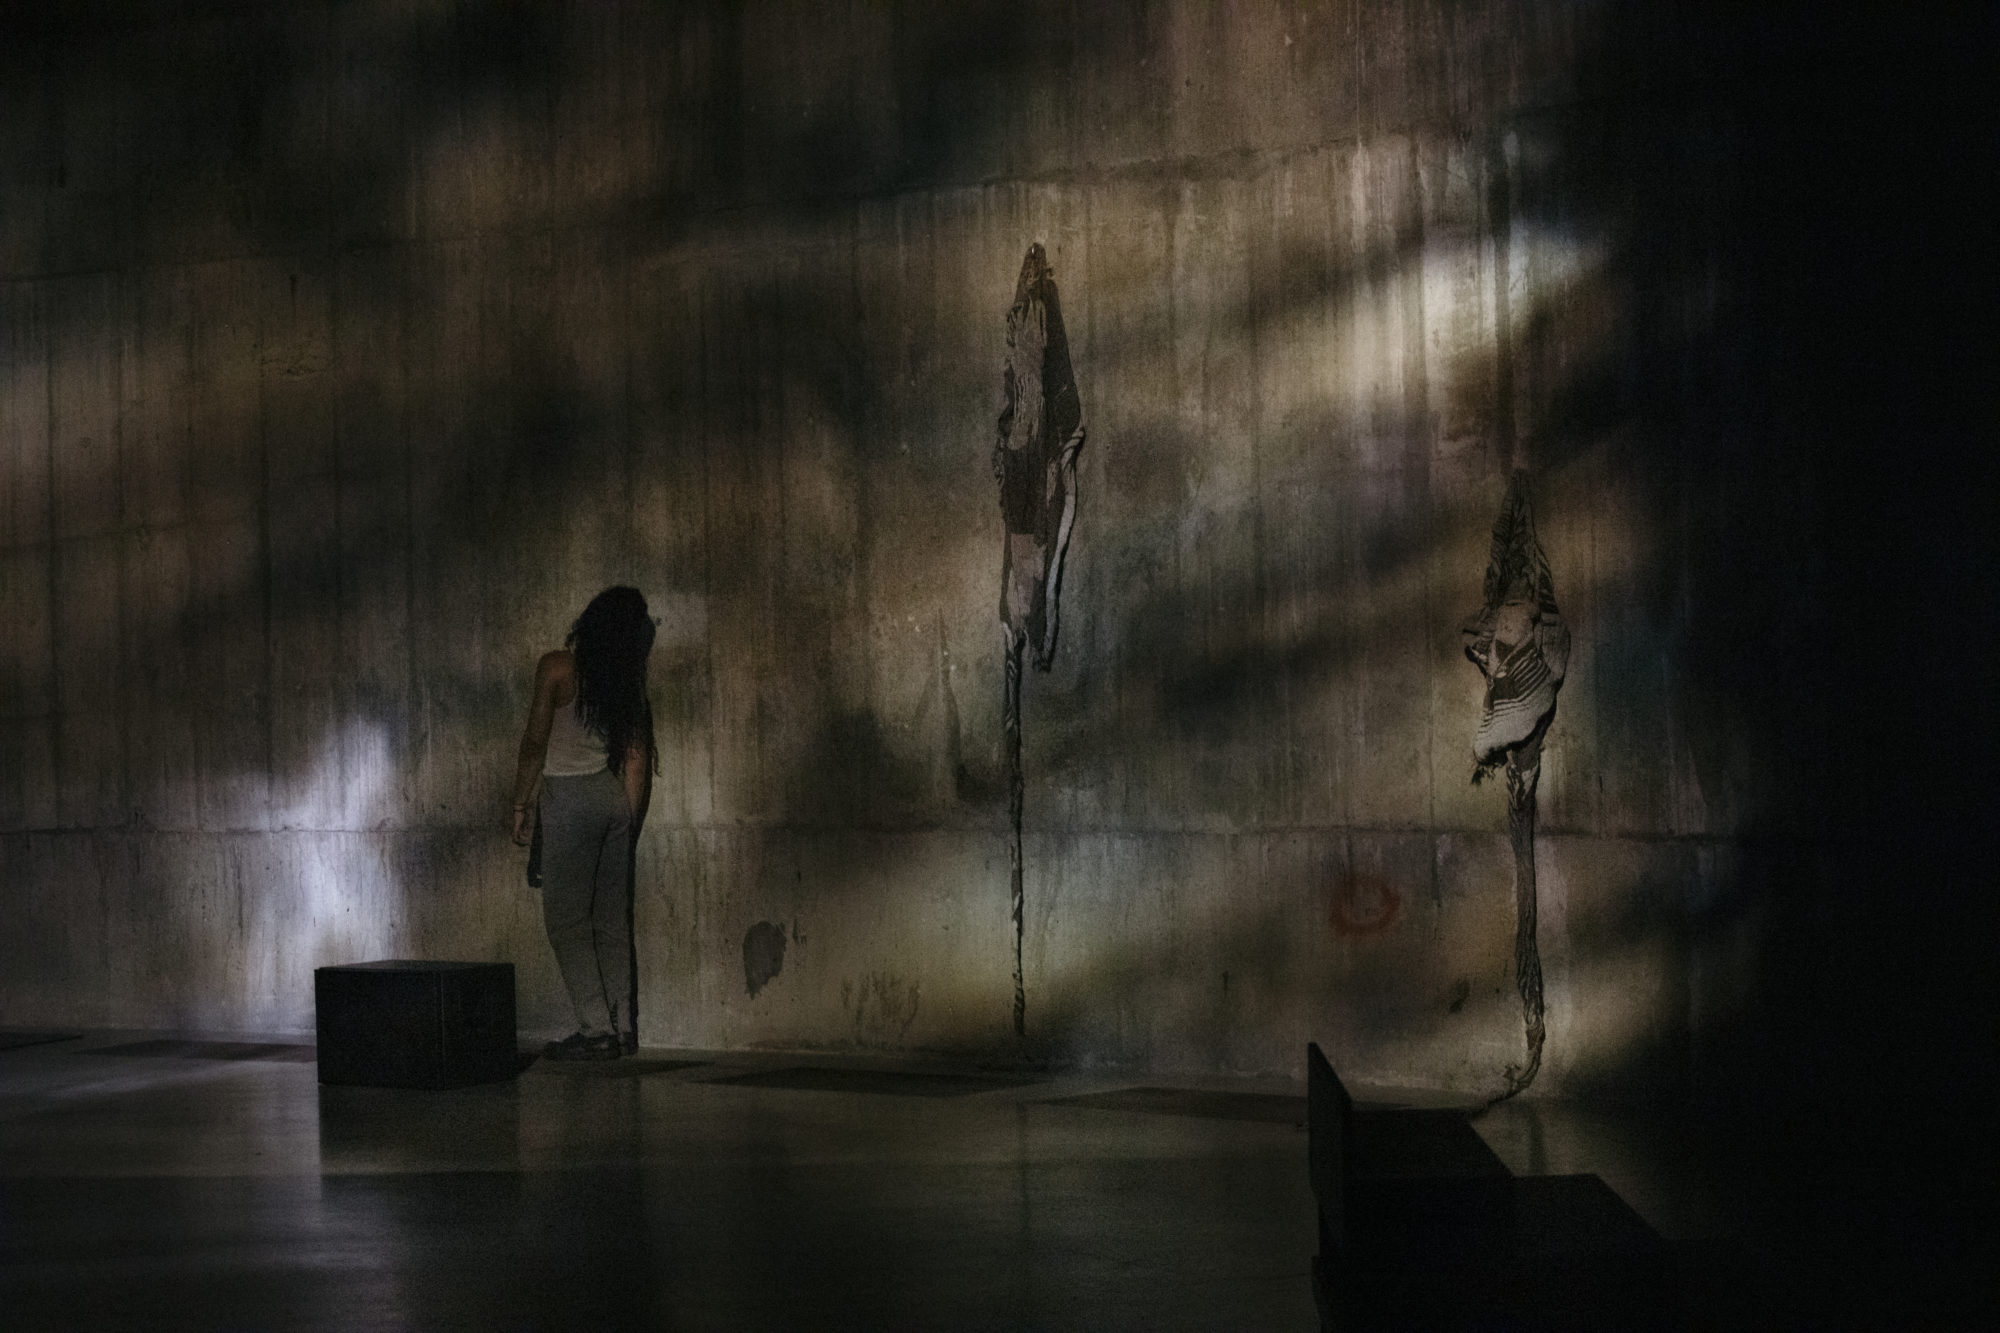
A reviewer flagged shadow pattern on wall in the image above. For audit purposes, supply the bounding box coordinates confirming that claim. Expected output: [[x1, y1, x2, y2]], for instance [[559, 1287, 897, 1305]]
[[1, 11, 1989, 1238]]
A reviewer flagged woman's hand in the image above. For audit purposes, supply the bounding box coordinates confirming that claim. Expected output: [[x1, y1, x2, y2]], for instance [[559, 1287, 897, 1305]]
[[511, 804, 532, 847]]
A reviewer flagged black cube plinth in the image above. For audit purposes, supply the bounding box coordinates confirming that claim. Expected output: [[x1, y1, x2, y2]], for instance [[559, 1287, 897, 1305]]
[[314, 960, 517, 1089]]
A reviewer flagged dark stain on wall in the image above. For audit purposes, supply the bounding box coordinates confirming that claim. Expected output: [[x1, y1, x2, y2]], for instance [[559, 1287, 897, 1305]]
[[1330, 874, 1402, 938], [742, 921, 786, 998]]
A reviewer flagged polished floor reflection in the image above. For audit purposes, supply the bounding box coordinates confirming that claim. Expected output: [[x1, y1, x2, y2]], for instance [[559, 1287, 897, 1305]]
[[2, 1034, 1322, 1330], [0, 1034, 1756, 1330]]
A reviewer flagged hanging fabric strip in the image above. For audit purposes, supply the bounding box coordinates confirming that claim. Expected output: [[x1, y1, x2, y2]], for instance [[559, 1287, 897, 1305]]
[[1465, 470, 1565, 1100], [992, 243, 1085, 1044]]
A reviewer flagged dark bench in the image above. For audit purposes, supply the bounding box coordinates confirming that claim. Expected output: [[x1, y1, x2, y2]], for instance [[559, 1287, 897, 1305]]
[[1307, 1042, 1682, 1330], [315, 961, 518, 1089]]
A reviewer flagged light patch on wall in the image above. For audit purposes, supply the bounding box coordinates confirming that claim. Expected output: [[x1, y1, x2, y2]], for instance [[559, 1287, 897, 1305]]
[[292, 719, 399, 968], [648, 591, 709, 653], [1509, 223, 1604, 303], [1168, 224, 1609, 489], [1544, 939, 1685, 1091]]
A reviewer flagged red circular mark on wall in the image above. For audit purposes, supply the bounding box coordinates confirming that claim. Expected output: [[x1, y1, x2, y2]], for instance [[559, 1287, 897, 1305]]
[[1331, 873, 1402, 937]]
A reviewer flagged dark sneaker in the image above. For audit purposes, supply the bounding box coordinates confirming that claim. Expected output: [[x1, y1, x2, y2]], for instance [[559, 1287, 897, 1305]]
[[543, 1031, 620, 1062]]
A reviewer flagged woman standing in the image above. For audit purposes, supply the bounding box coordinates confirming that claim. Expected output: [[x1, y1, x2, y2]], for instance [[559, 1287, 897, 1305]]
[[510, 586, 655, 1060]]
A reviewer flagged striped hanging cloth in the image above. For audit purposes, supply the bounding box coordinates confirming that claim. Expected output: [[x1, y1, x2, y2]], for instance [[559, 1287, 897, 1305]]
[[1464, 470, 1568, 775]]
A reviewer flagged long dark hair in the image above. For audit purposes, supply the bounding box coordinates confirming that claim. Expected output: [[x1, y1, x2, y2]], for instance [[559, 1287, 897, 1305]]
[[567, 586, 656, 776]]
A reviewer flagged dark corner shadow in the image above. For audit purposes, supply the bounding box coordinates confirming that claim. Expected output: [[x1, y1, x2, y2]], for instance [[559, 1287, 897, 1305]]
[[1307, 1043, 1697, 1330]]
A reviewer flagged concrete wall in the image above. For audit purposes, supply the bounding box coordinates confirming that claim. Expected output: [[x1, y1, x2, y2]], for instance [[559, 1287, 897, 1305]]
[[0, 3, 1980, 1105]]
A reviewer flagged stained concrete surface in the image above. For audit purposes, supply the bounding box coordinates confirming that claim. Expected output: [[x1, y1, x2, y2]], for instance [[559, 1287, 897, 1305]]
[[0, 0, 1990, 1282], [5, 0, 1976, 1106]]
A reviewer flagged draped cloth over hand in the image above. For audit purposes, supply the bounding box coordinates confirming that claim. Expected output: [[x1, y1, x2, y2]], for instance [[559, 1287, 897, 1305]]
[[1464, 470, 1568, 776], [994, 243, 1085, 670]]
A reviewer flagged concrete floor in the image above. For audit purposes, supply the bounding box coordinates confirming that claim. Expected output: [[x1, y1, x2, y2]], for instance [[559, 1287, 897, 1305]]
[[0, 1033, 1763, 1330]]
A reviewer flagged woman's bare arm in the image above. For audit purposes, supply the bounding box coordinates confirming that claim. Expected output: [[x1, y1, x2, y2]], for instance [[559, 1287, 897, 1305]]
[[622, 741, 652, 835], [510, 652, 567, 845]]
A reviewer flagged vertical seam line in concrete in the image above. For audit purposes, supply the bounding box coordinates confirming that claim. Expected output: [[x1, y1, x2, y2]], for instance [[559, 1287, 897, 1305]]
[[1419, 151, 1441, 840], [1403, 138, 1432, 850], [113, 271, 131, 823], [1488, 132, 1516, 471], [698, 272, 717, 828], [330, 255, 348, 830], [1246, 178, 1266, 777], [845, 201, 870, 752], [42, 281, 63, 828], [258, 265, 277, 836], [621, 232, 637, 576], [401, 244, 418, 811]]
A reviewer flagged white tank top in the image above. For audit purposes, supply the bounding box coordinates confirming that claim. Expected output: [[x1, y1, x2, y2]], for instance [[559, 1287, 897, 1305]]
[[543, 697, 609, 776]]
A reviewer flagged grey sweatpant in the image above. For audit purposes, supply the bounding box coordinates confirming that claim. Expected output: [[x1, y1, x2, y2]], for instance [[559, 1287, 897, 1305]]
[[538, 769, 633, 1037]]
